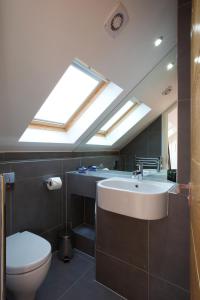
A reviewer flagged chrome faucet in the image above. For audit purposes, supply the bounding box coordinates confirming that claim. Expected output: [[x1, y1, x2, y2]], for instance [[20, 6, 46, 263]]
[[132, 162, 143, 180]]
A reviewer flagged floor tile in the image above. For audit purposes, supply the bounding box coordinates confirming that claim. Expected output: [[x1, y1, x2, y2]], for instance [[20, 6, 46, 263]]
[[37, 252, 93, 300], [59, 267, 124, 300]]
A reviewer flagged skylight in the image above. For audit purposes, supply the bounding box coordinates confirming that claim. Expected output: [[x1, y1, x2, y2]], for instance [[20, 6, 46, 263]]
[[87, 103, 151, 146], [19, 59, 123, 144], [33, 60, 102, 125], [99, 100, 134, 134]]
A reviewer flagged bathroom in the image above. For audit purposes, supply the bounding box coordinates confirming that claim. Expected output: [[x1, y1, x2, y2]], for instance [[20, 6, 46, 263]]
[[0, 0, 199, 299]]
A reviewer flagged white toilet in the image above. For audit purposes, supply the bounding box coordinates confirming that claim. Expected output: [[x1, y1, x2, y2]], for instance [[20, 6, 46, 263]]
[[6, 231, 52, 300]]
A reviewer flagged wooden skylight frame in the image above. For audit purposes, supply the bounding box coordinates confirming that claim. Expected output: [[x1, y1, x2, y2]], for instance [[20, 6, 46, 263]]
[[97, 102, 139, 137], [29, 60, 109, 133]]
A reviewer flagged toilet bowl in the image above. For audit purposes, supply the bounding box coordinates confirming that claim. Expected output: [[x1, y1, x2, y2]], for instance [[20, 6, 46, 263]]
[[6, 231, 52, 300]]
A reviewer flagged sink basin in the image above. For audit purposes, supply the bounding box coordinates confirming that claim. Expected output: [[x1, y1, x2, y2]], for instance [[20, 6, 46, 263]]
[[97, 177, 174, 220]]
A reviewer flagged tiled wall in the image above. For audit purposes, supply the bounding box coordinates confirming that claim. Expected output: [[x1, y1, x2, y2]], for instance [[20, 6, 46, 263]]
[[120, 116, 162, 171], [191, 0, 200, 298], [0, 153, 118, 250], [177, 0, 191, 184], [96, 190, 190, 300]]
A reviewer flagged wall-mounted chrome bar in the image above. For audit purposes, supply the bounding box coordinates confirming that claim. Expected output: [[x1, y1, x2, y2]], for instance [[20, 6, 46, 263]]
[[135, 156, 162, 172]]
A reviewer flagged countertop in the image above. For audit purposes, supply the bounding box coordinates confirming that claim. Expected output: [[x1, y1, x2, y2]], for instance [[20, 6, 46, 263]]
[[67, 169, 173, 183]]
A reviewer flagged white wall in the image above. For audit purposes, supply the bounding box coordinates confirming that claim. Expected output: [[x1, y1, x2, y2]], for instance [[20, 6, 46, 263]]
[[0, 0, 177, 151]]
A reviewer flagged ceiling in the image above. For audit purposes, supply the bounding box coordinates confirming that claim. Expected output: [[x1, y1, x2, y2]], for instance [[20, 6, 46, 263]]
[[0, 0, 177, 152]]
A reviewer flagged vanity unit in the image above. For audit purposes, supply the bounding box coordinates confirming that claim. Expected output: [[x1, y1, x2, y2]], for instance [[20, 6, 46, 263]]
[[66, 170, 188, 300], [66, 170, 134, 256], [66, 170, 172, 255], [66, 172, 104, 256]]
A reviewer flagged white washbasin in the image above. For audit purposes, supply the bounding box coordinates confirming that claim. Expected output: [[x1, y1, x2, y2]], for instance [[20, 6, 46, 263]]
[[97, 177, 174, 220]]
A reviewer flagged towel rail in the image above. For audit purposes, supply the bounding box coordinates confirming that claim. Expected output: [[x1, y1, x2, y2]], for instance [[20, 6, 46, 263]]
[[135, 156, 162, 172]]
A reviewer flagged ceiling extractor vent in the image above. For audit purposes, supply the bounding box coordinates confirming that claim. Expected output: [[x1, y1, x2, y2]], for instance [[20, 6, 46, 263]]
[[104, 2, 129, 38], [162, 86, 173, 96]]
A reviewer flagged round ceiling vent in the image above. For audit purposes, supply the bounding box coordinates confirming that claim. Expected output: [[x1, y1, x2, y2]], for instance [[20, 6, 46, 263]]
[[110, 13, 124, 31], [162, 86, 173, 96], [104, 3, 129, 38]]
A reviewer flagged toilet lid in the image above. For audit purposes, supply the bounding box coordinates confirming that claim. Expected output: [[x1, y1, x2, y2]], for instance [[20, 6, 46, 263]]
[[6, 231, 52, 275]]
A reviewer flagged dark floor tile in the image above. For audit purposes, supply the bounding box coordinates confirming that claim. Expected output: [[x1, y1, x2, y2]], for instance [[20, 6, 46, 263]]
[[37, 252, 94, 300], [96, 250, 148, 300], [96, 208, 148, 270], [149, 193, 189, 290], [60, 267, 124, 300], [149, 275, 190, 300], [74, 249, 95, 264]]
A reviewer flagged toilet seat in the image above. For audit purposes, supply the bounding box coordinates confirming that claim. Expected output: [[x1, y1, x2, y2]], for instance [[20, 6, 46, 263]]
[[6, 231, 51, 275]]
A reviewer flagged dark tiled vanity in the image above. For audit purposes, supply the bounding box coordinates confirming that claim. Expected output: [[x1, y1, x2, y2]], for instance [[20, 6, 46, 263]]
[[66, 170, 189, 300], [66, 172, 104, 256], [66, 171, 133, 255]]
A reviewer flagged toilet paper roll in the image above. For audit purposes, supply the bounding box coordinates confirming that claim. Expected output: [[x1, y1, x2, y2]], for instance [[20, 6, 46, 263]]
[[46, 177, 62, 190]]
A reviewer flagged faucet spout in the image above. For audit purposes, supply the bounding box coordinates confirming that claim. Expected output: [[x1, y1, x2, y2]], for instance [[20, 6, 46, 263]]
[[132, 162, 143, 180]]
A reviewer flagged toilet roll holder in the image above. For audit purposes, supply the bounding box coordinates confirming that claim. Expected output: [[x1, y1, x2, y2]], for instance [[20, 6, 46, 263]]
[[45, 177, 62, 190]]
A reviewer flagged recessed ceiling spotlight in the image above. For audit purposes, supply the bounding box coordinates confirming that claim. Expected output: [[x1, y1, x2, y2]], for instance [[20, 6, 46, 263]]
[[154, 37, 163, 47], [166, 62, 174, 70], [194, 56, 200, 64]]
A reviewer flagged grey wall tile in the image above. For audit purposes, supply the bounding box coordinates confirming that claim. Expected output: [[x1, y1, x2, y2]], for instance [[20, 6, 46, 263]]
[[178, 100, 191, 183], [96, 208, 148, 270], [81, 156, 119, 170], [120, 117, 162, 171], [178, 0, 191, 7], [4, 154, 120, 251], [149, 193, 189, 290], [96, 250, 148, 300], [149, 275, 189, 300], [10, 159, 62, 181], [70, 194, 85, 228], [67, 173, 102, 199], [73, 231, 95, 257], [84, 197, 95, 225], [62, 158, 81, 173], [0, 163, 11, 174], [41, 224, 65, 251], [13, 177, 63, 234], [177, 0, 191, 185], [0, 153, 5, 161], [3, 151, 119, 161]]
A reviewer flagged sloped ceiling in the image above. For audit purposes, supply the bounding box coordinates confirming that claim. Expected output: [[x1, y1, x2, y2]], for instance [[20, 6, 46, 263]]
[[0, 0, 177, 152]]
